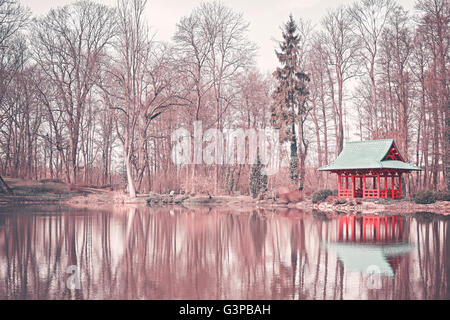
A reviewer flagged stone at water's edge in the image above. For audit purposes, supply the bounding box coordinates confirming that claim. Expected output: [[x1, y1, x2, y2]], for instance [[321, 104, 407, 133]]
[[147, 192, 190, 205], [278, 190, 303, 203], [174, 195, 189, 204], [182, 196, 213, 204], [146, 192, 162, 204]]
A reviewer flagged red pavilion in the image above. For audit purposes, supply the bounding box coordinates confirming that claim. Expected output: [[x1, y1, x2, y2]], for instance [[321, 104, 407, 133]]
[[318, 139, 421, 199]]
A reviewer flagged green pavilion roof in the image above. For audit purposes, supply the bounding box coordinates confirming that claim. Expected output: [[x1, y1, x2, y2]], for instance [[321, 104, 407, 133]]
[[318, 139, 422, 171]]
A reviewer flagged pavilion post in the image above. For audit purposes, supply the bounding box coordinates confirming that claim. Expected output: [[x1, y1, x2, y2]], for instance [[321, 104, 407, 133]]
[[360, 177, 363, 196], [385, 176, 388, 198], [351, 175, 355, 198], [338, 174, 341, 197], [398, 173, 402, 198], [391, 176, 395, 198], [377, 174, 380, 198], [362, 174, 366, 198]]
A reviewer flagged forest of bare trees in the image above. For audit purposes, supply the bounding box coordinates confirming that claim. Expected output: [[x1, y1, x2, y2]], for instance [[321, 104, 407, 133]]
[[0, 0, 448, 197]]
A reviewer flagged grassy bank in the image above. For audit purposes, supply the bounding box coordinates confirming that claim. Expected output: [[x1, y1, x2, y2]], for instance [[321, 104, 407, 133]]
[[0, 178, 114, 205], [1, 178, 449, 217]]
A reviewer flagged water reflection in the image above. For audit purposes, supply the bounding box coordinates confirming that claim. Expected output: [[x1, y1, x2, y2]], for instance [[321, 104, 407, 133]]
[[0, 206, 448, 300], [327, 216, 414, 278]]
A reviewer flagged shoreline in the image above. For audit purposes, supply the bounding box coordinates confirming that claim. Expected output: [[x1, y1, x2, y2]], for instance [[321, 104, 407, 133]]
[[73, 193, 449, 217], [1, 177, 448, 217], [1, 195, 448, 218]]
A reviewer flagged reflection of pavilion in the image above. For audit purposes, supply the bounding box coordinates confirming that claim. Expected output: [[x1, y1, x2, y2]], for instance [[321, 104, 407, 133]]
[[338, 215, 404, 242], [326, 216, 414, 277]]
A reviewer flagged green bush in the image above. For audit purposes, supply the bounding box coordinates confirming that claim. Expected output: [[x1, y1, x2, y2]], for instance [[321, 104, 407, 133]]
[[312, 189, 333, 203], [414, 191, 436, 204], [435, 190, 450, 201], [334, 198, 347, 205]]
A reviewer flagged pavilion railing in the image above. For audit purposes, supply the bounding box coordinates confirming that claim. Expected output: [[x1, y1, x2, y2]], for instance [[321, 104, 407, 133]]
[[364, 189, 379, 198], [392, 189, 401, 199], [338, 189, 352, 198], [338, 189, 401, 198], [367, 189, 401, 199]]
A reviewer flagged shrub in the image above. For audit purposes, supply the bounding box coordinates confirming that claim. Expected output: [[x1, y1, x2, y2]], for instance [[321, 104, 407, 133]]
[[312, 189, 333, 203], [414, 191, 436, 204], [334, 198, 347, 205], [435, 190, 450, 201]]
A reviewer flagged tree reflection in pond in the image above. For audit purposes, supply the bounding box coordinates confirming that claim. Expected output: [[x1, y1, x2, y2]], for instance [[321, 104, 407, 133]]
[[0, 206, 448, 300]]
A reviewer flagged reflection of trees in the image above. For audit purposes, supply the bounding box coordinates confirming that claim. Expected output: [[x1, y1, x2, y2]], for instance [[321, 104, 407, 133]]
[[0, 206, 448, 299], [410, 218, 448, 300], [447, 222, 450, 299]]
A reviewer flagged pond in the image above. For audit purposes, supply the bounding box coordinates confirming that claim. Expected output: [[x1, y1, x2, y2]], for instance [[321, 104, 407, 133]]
[[0, 205, 448, 300]]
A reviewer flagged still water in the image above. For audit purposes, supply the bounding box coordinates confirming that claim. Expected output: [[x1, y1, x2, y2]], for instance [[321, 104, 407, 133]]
[[0, 205, 448, 300]]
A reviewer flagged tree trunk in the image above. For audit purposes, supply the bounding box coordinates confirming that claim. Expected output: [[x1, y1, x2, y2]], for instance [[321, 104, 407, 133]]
[[125, 153, 136, 198]]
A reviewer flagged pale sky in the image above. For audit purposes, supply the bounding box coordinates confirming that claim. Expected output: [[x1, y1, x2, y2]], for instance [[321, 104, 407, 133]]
[[21, 0, 417, 73]]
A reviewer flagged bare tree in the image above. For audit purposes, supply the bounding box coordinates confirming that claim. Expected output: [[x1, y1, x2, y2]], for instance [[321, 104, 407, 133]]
[[0, 0, 29, 191], [173, 8, 213, 194], [380, 6, 413, 156], [321, 7, 359, 154], [31, 0, 116, 184], [199, 1, 257, 193], [348, 0, 395, 139], [109, 0, 189, 197], [415, 0, 449, 190]]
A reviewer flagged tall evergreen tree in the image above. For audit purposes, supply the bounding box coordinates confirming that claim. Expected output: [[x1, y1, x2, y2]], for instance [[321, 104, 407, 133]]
[[225, 167, 234, 194], [249, 152, 267, 198], [271, 14, 310, 190]]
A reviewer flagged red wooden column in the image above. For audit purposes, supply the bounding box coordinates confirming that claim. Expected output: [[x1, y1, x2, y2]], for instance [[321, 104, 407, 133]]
[[345, 176, 349, 196], [384, 176, 388, 198], [360, 177, 363, 196], [338, 174, 341, 197], [398, 173, 402, 198], [376, 173, 380, 198], [391, 176, 395, 198], [362, 174, 366, 198], [351, 175, 355, 198]]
